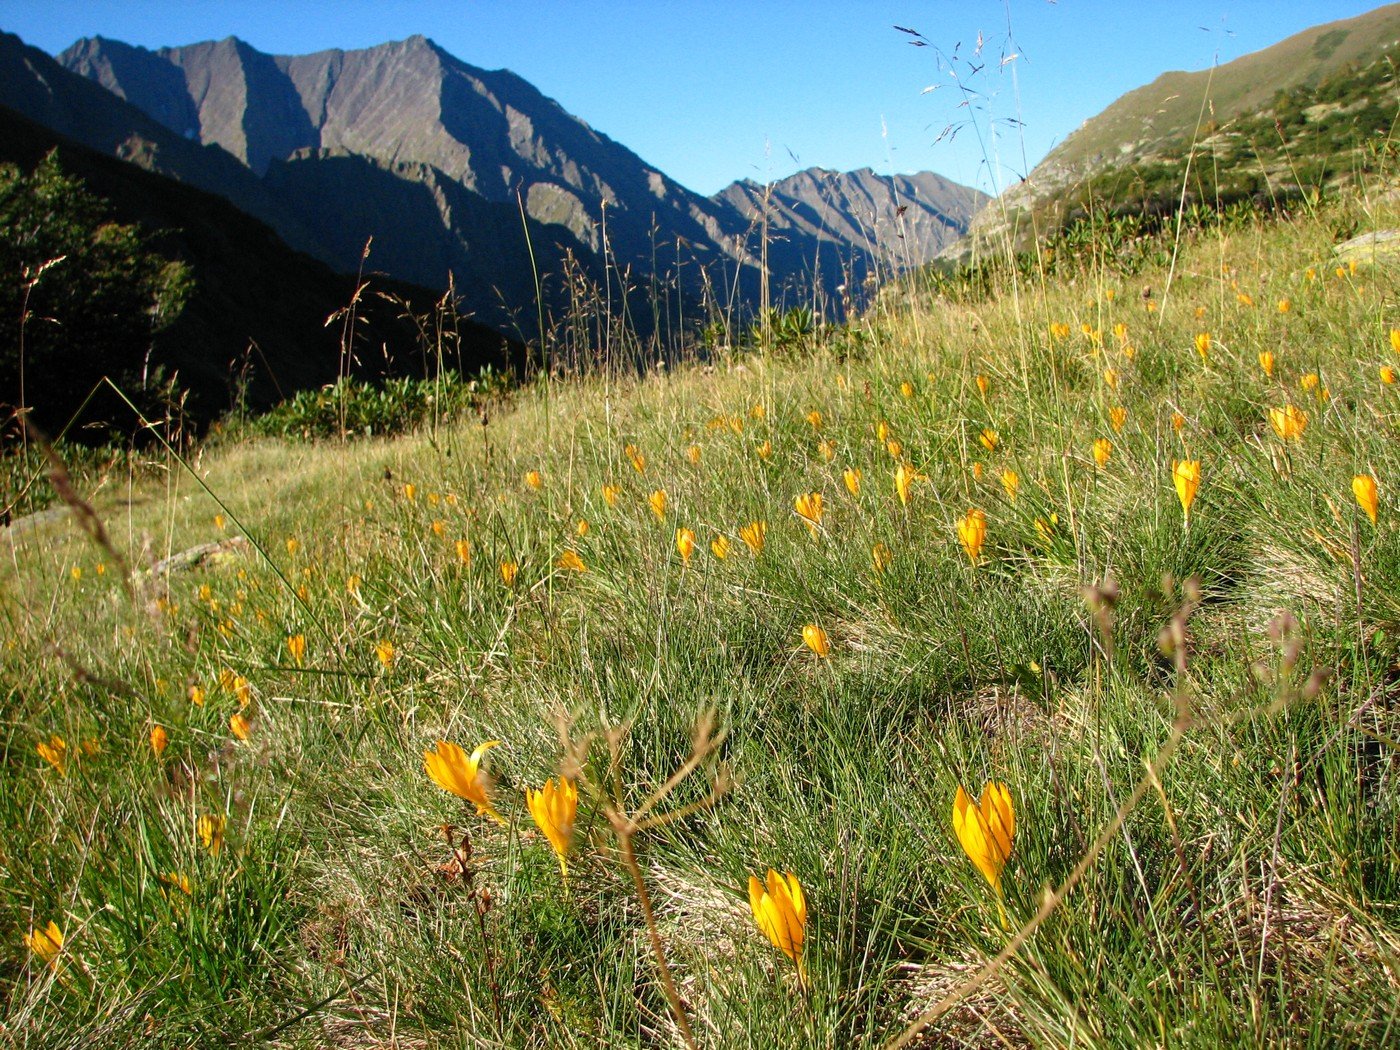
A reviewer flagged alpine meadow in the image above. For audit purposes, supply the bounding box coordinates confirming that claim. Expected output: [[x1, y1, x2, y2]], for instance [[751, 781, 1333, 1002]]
[[3, 5, 1400, 1049]]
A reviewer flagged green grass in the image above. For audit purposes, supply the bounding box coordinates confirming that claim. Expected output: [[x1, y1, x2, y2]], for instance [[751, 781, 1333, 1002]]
[[3, 191, 1400, 1048]]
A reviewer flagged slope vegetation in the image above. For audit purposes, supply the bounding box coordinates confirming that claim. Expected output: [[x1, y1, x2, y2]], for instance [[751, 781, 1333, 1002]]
[[957, 3, 1400, 257], [4, 182, 1398, 1045]]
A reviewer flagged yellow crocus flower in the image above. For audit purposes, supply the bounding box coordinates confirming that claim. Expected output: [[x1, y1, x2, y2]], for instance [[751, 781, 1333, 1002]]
[[24, 921, 64, 966], [36, 734, 67, 775], [953, 782, 1015, 892], [1353, 474, 1379, 526], [230, 713, 251, 741], [197, 813, 226, 856], [894, 462, 916, 506], [424, 740, 504, 823], [675, 528, 696, 565], [1268, 404, 1308, 440], [526, 777, 578, 879], [749, 869, 807, 978], [740, 521, 767, 555], [556, 550, 587, 573], [957, 508, 987, 564], [1172, 459, 1201, 519], [999, 470, 1020, 502]]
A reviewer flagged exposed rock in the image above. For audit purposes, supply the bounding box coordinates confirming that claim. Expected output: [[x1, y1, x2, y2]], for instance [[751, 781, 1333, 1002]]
[[52, 33, 987, 330]]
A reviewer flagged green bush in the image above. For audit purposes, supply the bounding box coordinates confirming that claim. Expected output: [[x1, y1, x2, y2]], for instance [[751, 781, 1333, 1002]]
[[243, 368, 514, 440]]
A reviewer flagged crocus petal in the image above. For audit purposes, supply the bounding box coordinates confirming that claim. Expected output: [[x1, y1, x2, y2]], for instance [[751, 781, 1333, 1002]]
[[748, 874, 766, 927], [983, 782, 1015, 863], [782, 870, 807, 928], [766, 869, 802, 957]]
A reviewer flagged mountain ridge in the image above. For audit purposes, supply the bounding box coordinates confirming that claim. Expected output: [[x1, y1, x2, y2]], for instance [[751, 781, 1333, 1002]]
[[51, 32, 985, 329]]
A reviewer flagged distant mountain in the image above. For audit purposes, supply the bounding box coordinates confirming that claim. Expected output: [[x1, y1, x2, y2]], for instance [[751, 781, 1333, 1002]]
[[0, 31, 330, 267], [52, 33, 985, 331], [715, 167, 987, 304], [56, 34, 757, 331], [950, 3, 1400, 260]]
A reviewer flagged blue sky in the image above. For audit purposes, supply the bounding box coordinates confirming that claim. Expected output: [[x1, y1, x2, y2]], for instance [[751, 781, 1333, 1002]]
[[0, 1, 1390, 196]]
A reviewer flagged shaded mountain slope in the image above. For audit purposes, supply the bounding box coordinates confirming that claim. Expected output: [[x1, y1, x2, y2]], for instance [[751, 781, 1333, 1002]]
[[59, 35, 760, 312], [0, 103, 518, 431], [0, 30, 331, 266], [716, 167, 988, 305]]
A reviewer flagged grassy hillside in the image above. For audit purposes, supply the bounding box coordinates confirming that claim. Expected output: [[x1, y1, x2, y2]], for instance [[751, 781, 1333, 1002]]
[[958, 4, 1400, 258], [3, 184, 1399, 1047], [1044, 4, 1400, 177]]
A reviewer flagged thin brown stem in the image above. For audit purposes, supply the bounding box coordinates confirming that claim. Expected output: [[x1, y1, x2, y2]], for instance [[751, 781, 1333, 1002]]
[[614, 824, 699, 1050]]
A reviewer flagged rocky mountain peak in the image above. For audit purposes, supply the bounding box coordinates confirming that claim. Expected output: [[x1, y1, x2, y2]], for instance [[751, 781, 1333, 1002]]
[[40, 29, 986, 333]]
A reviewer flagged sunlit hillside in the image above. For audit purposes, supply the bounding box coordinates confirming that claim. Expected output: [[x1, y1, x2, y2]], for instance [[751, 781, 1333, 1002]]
[[4, 164, 1399, 1047]]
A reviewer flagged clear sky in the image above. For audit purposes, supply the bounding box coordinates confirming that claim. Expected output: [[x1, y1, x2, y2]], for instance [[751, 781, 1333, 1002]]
[[0, 1, 1391, 196]]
